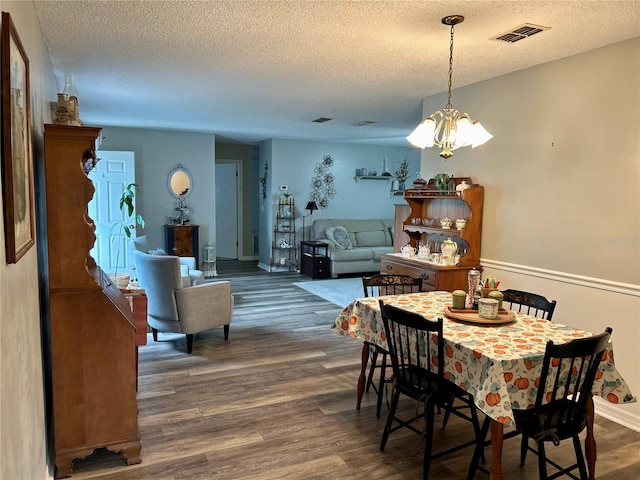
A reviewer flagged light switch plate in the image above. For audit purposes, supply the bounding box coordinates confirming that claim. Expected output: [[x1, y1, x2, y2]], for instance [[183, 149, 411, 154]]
[[279, 185, 288, 191]]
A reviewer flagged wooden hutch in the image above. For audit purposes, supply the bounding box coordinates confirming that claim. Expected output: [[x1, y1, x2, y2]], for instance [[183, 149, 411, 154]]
[[41, 125, 141, 478], [380, 177, 483, 291]]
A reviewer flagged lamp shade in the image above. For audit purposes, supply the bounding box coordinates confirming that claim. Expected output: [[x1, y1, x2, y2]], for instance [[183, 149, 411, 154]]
[[305, 201, 318, 212]]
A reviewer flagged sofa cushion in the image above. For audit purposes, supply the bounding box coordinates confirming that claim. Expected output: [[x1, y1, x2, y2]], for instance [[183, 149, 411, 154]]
[[355, 230, 387, 247], [325, 226, 353, 250], [330, 248, 373, 262]]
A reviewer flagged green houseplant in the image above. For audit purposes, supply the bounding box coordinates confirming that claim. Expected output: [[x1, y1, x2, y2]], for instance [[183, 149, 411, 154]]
[[109, 183, 145, 285]]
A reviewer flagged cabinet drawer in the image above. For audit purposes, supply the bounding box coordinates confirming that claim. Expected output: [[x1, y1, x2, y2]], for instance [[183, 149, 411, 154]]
[[381, 261, 437, 288]]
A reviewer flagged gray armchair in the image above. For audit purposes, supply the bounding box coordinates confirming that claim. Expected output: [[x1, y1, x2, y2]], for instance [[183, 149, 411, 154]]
[[132, 235, 204, 287], [133, 250, 233, 353]]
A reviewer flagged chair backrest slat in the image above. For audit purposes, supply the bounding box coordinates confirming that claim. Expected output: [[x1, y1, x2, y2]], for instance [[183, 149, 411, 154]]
[[363, 274, 423, 298], [501, 289, 557, 320]]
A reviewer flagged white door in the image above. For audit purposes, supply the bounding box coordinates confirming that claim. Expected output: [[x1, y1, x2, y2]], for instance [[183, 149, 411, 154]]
[[215, 162, 238, 259], [87, 151, 135, 273]]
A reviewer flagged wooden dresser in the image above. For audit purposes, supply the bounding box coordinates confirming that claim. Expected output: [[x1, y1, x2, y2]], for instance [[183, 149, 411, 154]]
[[41, 125, 141, 478], [164, 224, 200, 267], [382, 178, 483, 292]]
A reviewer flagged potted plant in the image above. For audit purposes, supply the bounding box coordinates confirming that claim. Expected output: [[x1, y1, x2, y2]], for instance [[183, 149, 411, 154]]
[[394, 158, 410, 190], [109, 183, 145, 287]]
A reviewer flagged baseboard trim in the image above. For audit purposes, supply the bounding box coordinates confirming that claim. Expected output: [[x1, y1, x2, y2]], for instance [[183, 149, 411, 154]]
[[480, 259, 640, 297], [594, 397, 640, 433]]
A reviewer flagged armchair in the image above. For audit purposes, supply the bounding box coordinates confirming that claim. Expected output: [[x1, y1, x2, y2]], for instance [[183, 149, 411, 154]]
[[132, 235, 204, 287], [132, 250, 233, 353]]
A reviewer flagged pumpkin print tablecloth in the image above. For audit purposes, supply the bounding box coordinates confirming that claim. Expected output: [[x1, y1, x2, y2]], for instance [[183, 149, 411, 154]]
[[331, 291, 635, 427]]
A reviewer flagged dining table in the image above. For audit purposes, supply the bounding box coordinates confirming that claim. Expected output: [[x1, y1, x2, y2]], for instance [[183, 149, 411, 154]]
[[331, 290, 635, 480]]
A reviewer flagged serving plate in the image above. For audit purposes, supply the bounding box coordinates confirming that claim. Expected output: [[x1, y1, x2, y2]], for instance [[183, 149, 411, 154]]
[[444, 305, 516, 324]]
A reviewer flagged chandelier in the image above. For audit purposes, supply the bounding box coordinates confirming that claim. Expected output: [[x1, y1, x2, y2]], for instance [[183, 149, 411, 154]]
[[407, 15, 492, 159]]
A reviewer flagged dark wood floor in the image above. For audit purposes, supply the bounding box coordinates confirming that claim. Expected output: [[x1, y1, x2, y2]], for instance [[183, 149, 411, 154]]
[[69, 261, 640, 479]]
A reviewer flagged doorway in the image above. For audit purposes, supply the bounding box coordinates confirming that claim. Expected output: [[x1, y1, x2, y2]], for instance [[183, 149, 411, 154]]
[[87, 151, 136, 273], [215, 162, 239, 260]]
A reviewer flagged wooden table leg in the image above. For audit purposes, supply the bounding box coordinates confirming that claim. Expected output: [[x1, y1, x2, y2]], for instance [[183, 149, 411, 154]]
[[585, 394, 596, 480], [356, 342, 371, 410], [489, 420, 504, 480]]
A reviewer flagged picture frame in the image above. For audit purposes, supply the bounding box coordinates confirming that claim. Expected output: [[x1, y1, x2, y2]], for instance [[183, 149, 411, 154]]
[[1, 12, 35, 263]]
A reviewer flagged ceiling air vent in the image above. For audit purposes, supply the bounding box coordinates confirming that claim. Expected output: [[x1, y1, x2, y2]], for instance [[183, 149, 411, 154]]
[[491, 23, 550, 43], [311, 117, 333, 123], [355, 120, 376, 126]]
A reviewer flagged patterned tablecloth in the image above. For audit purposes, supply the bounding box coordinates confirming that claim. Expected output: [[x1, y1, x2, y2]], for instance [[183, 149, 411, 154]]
[[331, 291, 635, 427]]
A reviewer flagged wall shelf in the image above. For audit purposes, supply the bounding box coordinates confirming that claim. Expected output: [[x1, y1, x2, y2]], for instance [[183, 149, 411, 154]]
[[354, 175, 393, 183]]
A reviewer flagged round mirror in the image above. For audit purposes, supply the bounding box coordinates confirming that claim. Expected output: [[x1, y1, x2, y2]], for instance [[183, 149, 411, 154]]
[[168, 164, 192, 198]]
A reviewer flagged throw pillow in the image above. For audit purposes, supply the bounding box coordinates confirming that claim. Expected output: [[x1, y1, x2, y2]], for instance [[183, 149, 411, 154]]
[[325, 226, 353, 250], [148, 248, 168, 255]]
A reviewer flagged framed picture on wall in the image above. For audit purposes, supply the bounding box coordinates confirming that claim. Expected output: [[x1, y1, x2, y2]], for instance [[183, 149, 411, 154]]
[[1, 11, 35, 263]]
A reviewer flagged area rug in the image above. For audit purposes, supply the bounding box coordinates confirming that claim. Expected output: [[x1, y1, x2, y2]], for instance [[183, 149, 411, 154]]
[[293, 277, 363, 308]]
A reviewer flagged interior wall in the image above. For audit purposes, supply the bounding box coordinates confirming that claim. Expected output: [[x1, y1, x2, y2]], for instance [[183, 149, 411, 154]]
[[417, 37, 640, 424], [419, 37, 639, 285], [99, 127, 216, 260], [0, 2, 57, 479], [257, 139, 420, 268]]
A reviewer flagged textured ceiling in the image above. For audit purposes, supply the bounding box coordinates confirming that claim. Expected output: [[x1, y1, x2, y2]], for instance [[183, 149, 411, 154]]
[[33, 1, 640, 146]]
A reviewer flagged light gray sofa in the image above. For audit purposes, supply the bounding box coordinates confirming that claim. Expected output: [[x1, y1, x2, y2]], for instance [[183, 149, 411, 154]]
[[311, 218, 394, 278]]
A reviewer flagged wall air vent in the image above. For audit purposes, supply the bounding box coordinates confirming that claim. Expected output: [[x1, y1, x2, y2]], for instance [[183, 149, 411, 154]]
[[491, 23, 550, 43], [311, 117, 333, 123]]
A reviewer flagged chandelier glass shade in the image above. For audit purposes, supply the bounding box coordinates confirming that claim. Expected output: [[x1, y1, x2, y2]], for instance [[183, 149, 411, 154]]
[[407, 15, 492, 159]]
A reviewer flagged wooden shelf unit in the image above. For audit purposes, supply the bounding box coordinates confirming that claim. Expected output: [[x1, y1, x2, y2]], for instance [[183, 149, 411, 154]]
[[383, 177, 483, 292], [41, 125, 141, 478]]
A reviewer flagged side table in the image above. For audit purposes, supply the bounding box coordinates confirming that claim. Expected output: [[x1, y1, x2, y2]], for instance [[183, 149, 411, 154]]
[[300, 241, 330, 280]]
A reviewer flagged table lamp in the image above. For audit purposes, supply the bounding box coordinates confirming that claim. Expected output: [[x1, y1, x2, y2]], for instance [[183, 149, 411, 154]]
[[301, 201, 318, 241]]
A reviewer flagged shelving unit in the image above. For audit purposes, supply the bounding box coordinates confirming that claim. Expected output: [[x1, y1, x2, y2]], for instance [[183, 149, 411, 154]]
[[271, 199, 298, 271], [382, 177, 483, 292], [354, 175, 393, 183], [40, 125, 141, 478]]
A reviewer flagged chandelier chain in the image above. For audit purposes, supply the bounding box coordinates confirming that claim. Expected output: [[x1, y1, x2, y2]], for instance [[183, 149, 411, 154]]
[[446, 23, 455, 109]]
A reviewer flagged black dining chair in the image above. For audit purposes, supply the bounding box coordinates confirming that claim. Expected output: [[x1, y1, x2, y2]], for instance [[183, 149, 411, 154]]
[[379, 301, 483, 480], [501, 289, 557, 320], [361, 274, 423, 418], [468, 327, 612, 480]]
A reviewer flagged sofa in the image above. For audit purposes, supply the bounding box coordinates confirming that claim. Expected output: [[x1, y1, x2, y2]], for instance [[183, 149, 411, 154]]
[[311, 218, 394, 278]]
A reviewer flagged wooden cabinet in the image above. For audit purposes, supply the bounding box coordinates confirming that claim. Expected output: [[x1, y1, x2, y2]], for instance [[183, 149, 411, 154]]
[[164, 224, 200, 267], [271, 200, 297, 271], [41, 125, 141, 478], [383, 177, 483, 292]]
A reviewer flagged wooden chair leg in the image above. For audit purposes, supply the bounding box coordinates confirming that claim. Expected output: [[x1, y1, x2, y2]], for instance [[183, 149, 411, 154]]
[[467, 416, 490, 480], [380, 388, 400, 451], [375, 353, 387, 418], [152, 328, 158, 342], [423, 400, 436, 480], [365, 349, 379, 393], [223, 324, 230, 340], [573, 435, 588, 480], [537, 441, 548, 480], [520, 435, 529, 465], [186, 334, 194, 353]]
